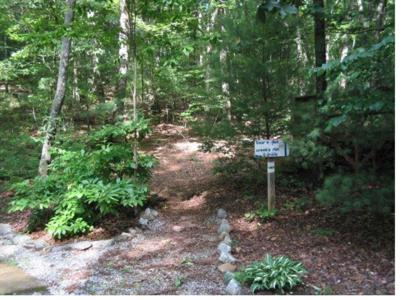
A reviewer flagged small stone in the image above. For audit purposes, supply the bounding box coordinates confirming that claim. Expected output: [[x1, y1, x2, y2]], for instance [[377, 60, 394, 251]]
[[128, 228, 142, 236], [92, 239, 114, 249], [219, 251, 237, 263], [217, 242, 231, 254], [13, 234, 32, 246], [138, 217, 149, 227], [0, 223, 12, 235], [224, 271, 235, 284], [217, 208, 227, 219], [142, 208, 158, 220], [70, 241, 93, 251], [218, 263, 237, 273], [219, 231, 229, 240], [223, 235, 232, 246], [226, 278, 242, 295], [0, 239, 13, 246], [120, 232, 133, 239], [0, 245, 19, 259], [172, 225, 184, 232], [218, 219, 231, 234]]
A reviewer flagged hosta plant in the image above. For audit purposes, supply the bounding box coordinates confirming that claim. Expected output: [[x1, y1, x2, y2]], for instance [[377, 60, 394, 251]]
[[236, 254, 307, 293]]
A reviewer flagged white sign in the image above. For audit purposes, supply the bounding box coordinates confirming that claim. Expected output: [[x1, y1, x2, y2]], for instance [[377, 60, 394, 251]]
[[254, 139, 289, 158], [267, 160, 275, 173]]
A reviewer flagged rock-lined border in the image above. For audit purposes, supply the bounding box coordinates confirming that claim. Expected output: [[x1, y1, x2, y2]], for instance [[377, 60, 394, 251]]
[[215, 209, 242, 295]]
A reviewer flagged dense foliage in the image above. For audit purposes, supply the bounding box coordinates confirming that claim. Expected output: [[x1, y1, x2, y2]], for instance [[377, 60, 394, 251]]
[[9, 117, 156, 239], [0, 0, 395, 238]]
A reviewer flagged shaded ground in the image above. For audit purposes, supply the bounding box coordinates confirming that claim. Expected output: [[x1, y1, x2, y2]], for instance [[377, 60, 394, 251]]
[[0, 124, 395, 295], [201, 177, 395, 295], [75, 124, 228, 294], [0, 124, 229, 295]]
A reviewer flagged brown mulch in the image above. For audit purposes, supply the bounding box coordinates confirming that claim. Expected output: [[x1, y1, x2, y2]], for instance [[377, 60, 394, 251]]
[[0, 124, 395, 295], [202, 180, 395, 295]]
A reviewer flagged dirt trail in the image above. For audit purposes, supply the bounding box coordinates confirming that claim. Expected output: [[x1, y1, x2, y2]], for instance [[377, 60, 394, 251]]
[[75, 125, 229, 295]]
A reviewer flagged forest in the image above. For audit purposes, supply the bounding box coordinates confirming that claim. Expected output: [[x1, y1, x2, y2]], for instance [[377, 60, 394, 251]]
[[0, 0, 395, 296]]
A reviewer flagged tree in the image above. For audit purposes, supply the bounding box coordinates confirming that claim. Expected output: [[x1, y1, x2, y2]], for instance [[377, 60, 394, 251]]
[[114, 0, 131, 116], [38, 0, 76, 176]]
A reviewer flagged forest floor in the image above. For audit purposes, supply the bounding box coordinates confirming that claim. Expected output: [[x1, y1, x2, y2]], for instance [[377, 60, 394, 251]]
[[0, 124, 394, 295]]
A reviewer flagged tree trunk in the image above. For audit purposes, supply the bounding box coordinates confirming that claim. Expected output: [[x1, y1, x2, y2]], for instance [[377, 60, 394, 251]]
[[3, 35, 8, 93], [376, 0, 387, 38], [38, 0, 76, 176], [313, 0, 327, 106], [115, 0, 130, 115], [205, 3, 219, 92], [72, 57, 80, 102], [87, 10, 105, 102]]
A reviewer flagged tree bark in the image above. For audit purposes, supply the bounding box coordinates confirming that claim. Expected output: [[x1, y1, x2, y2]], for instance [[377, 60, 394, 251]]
[[313, 0, 327, 105], [38, 0, 76, 176], [115, 0, 130, 115], [205, 3, 219, 92]]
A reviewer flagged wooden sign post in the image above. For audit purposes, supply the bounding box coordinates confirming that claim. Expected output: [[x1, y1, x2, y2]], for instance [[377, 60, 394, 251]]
[[255, 140, 289, 211]]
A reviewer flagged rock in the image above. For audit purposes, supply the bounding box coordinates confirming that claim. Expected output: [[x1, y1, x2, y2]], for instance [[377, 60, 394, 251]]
[[172, 225, 184, 232], [219, 251, 237, 263], [128, 228, 142, 236], [217, 208, 227, 219], [0, 224, 12, 236], [0, 263, 48, 295], [142, 208, 158, 221], [23, 239, 49, 251], [138, 217, 149, 227], [70, 241, 93, 251], [217, 242, 231, 254], [35, 240, 49, 250], [121, 232, 133, 238], [92, 239, 114, 249], [0, 245, 20, 259], [219, 231, 229, 240], [218, 219, 231, 234], [218, 263, 237, 273], [0, 239, 13, 246], [12, 235, 32, 246], [226, 279, 241, 295], [223, 271, 235, 284], [223, 235, 232, 246]]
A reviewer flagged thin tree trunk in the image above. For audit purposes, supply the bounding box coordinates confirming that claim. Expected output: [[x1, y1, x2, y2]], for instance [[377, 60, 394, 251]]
[[72, 58, 80, 102], [313, 0, 327, 107], [220, 48, 231, 121], [3, 35, 9, 93], [376, 0, 387, 38], [205, 3, 219, 92], [115, 0, 130, 116], [38, 0, 76, 176], [87, 10, 105, 102]]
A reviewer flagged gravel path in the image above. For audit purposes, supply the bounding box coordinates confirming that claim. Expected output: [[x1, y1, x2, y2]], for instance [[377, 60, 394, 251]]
[[1, 125, 229, 295]]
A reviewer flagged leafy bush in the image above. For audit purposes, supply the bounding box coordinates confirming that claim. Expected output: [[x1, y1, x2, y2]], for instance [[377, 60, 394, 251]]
[[316, 173, 394, 215], [236, 254, 307, 293], [282, 197, 311, 212], [245, 207, 279, 222], [9, 116, 156, 239]]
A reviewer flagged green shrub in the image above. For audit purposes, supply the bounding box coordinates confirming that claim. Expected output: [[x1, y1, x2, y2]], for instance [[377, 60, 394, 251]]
[[9, 116, 156, 239], [282, 197, 311, 212], [244, 207, 278, 222], [236, 254, 307, 293], [316, 173, 394, 215]]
